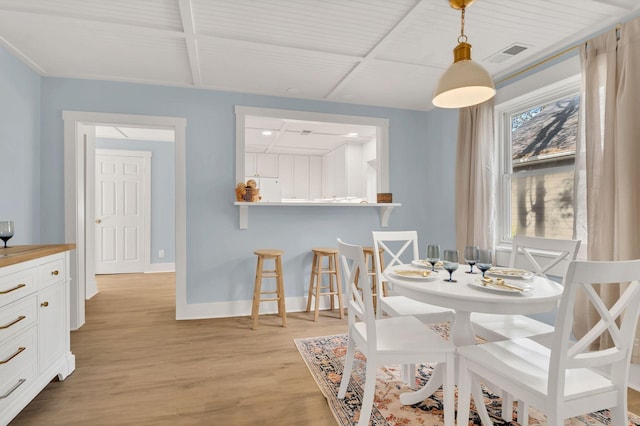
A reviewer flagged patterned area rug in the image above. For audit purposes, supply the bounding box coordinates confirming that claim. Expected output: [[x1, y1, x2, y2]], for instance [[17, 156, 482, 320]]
[[294, 324, 640, 426]]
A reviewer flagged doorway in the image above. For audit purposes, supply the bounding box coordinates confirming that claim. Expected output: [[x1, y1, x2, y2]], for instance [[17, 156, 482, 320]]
[[63, 111, 187, 330]]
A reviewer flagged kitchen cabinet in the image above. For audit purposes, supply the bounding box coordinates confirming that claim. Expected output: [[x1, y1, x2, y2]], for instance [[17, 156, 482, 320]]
[[293, 156, 310, 199], [245, 153, 278, 178], [309, 156, 322, 199], [278, 154, 322, 200], [0, 245, 75, 425], [322, 144, 363, 199], [278, 155, 294, 198]]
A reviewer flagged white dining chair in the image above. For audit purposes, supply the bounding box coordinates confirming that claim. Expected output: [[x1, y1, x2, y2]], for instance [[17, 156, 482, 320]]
[[471, 235, 581, 344], [372, 231, 454, 388], [336, 239, 455, 426], [458, 258, 640, 426], [471, 235, 581, 419], [371, 231, 453, 323]]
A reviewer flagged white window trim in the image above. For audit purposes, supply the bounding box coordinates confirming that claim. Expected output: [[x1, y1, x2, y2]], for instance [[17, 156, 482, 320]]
[[495, 74, 581, 246]]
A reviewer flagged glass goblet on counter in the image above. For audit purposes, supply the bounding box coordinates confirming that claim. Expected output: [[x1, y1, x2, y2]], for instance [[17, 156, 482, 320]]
[[0, 220, 14, 249]]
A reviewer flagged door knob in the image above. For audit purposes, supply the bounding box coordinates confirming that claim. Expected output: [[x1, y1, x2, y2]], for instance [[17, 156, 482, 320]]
[[95, 219, 101, 224]]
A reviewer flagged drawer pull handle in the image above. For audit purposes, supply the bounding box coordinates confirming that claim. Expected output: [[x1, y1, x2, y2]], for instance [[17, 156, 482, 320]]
[[0, 283, 26, 294], [51, 270, 59, 276], [0, 379, 26, 400], [0, 315, 26, 329], [41, 301, 49, 307], [0, 347, 25, 364]]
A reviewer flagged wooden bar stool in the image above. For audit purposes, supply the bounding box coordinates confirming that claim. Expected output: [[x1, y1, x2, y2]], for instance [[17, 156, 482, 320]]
[[355, 246, 387, 313], [251, 249, 286, 330], [306, 247, 344, 321]]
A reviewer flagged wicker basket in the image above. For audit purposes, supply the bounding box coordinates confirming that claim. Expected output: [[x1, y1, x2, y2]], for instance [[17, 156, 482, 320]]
[[244, 187, 260, 202]]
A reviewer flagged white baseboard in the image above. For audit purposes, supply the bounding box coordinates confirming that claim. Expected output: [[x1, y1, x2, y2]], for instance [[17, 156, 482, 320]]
[[176, 295, 340, 320], [146, 262, 176, 273]]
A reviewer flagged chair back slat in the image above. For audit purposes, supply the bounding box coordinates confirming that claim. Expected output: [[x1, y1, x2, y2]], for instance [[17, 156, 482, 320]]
[[549, 259, 640, 400], [338, 239, 376, 343], [509, 235, 581, 278], [372, 230, 420, 284]]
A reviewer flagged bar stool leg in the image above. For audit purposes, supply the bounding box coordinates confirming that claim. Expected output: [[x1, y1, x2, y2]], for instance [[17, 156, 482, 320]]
[[275, 255, 287, 327], [251, 256, 264, 330], [306, 253, 317, 313], [313, 253, 322, 322], [328, 254, 336, 311], [333, 253, 344, 319]]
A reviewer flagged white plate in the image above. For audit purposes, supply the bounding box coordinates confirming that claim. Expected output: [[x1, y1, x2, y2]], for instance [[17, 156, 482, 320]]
[[411, 259, 444, 270], [469, 278, 532, 294], [390, 267, 438, 281], [486, 267, 534, 280]]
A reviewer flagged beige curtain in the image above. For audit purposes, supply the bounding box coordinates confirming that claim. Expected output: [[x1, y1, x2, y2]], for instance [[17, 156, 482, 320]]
[[455, 99, 496, 254], [574, 17, 640, 361]]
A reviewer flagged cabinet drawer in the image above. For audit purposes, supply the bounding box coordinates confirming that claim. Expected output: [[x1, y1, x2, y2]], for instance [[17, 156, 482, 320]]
[[0, 296, 37, 344], [0, 327, 37, 412], [38, 256, 65, 289], [0, 270, 35, 308]]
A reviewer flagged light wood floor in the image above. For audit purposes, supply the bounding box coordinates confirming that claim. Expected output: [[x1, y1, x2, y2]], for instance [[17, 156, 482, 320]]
[[10, 273, 640, 425], [11, 273, 346, 426]]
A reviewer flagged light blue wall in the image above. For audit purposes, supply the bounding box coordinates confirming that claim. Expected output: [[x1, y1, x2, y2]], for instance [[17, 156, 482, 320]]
[[0, 47, 41, 244], [38, 77, 459, 305], [95, 138, 176, 264]]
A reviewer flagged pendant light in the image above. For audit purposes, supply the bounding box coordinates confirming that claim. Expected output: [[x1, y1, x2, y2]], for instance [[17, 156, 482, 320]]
[[432, 0, 495, 108]]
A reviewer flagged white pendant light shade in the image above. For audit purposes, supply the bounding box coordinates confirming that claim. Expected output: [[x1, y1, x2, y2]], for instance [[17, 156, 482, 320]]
[[432, 59, 495, 108], [432, 0, 495, 109]]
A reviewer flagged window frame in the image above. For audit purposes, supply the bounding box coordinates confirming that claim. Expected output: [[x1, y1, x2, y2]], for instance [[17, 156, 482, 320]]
[[495, 75, 581, 245]]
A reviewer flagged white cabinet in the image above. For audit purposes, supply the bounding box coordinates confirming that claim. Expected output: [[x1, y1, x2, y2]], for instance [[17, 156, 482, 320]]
[[278, 154, 294, 198], [277, 154, 322, 200], [245, 153, 278, 178], [309, 156, 322, 200], [38, 283, 65, 373], [293, 156, 310, 199], [322, 144, 363, 199], [0, 248, 75, 424]]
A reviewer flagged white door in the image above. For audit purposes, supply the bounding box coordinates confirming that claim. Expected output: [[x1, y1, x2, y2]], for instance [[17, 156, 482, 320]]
[[95, 149, 150, 274]]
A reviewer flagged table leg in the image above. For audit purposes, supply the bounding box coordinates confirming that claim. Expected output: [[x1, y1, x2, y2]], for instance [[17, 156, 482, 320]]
[[399, 363, 445, 405], [399, 310, 476, 406]]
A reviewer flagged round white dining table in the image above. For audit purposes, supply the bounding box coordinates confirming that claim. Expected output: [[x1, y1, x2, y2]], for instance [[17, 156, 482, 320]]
[[384, 266, 564, 405]]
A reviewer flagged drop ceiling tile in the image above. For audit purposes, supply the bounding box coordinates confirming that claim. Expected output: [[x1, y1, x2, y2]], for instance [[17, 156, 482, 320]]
[[191, 0, 419, 57], [328, 60, 442, 111], [0, 13, 192, 84], [198, 38, 357, 98], [0, 0, 182, 31]]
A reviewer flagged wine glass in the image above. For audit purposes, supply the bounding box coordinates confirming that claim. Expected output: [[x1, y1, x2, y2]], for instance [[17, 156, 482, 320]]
[[442, 249, 459, 282], [426, 244, 441, 272], [0, 220, 14, 249], [464, 245, 479, 274], [477, 249, 493, 278]]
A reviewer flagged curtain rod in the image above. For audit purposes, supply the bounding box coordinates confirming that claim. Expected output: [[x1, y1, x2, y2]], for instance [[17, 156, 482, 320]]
[[495, 23, 622, 86]]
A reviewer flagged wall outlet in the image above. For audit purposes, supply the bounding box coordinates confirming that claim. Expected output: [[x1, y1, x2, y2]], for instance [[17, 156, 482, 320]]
[[158, 249, 165, 258]]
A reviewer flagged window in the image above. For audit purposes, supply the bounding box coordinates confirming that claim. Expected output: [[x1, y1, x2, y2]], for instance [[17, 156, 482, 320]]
[[496, 77, 580, 243]]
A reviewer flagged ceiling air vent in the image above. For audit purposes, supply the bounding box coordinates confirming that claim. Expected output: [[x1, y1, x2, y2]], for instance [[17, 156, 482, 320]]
[[300, 130, 313, 135], [486, 43, 531, 64]]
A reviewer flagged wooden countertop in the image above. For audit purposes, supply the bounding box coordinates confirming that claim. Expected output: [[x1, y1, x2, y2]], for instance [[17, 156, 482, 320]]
[[0, 244, 76, 269]]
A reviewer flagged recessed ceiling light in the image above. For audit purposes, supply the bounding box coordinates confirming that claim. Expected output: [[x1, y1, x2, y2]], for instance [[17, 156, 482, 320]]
[[347, 132, 359, 137], [261, 130, 272, 136]]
